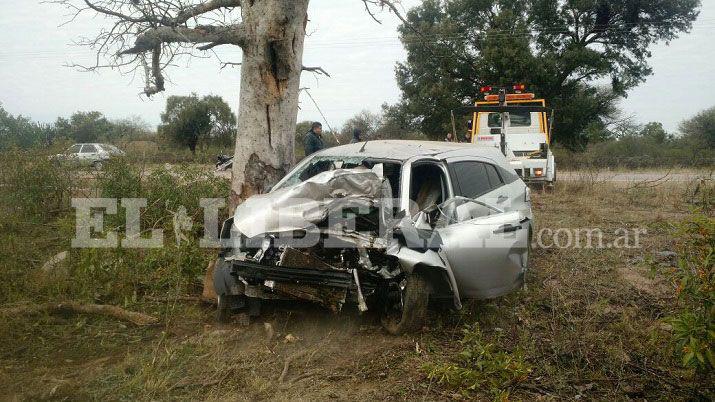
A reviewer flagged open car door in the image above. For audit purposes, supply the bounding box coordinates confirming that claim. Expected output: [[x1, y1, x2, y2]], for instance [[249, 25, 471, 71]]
[[436, 204, 529, 299]]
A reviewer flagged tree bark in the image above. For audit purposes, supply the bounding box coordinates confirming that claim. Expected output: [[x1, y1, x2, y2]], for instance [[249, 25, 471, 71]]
[[230, 0, 310, 209]]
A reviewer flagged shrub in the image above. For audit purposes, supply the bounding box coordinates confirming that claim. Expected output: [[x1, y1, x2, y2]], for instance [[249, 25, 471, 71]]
[[424, 324, 531, 397], [665, 212, 714, 373], [0, 152, 231, 305], [0, 148, 75, 223]]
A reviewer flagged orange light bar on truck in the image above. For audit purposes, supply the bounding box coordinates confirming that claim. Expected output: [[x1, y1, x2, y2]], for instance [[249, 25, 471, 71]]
[[513, 84, 526, 92], [484, 93, 536, 102]]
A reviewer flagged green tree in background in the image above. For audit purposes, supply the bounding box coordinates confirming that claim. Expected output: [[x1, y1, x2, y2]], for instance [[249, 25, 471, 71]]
[[340, 110, 382, 141], [159, 94, 237, 154], [55, 111, 112, 143], [681, 106, 715, 149], [639, 122, 672, 144], [391, 0, 700, 149], [0, 104, 54, 150]]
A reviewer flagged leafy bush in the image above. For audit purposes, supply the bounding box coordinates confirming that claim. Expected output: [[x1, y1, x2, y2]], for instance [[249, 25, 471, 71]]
[[666, 212, 714, 373], [0, 148, 75, 223], [0, 152, 231, 305], [424, 324, 531, 398]]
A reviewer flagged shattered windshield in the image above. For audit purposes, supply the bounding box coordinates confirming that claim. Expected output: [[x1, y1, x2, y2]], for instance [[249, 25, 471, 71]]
[[277, 156, 376, 189]]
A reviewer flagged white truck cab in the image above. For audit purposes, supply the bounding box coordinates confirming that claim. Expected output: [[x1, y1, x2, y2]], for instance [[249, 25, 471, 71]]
[[469, 86, 556, 186]]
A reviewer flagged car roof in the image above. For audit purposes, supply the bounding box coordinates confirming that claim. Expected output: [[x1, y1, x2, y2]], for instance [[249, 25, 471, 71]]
[[313, 140, 507, 162]]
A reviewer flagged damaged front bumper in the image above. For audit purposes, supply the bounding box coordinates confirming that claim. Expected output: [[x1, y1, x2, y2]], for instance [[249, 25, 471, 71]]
[[214, 167, 464, 315]]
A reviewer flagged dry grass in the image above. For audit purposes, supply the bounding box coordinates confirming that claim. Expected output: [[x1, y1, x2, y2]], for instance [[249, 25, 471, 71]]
[[1, 177, 713, 400]]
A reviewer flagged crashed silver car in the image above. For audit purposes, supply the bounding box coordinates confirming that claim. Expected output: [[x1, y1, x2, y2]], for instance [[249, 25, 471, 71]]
[[213, 140, 533, 334]]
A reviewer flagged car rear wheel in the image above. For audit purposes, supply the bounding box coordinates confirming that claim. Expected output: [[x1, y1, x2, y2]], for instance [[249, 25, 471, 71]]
[[381, 272, 430, 335], [92, 161, 103, 170]]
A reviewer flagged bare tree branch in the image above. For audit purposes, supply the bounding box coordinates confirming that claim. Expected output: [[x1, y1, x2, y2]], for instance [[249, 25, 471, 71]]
[[174, 0, 242, 25], [141, 46, 165, 96], [301, 66, 331, 77], [118, 25, 247, 55], [220, 61, 242, 69], [52, 0, 247, 96], [361, 0, 405, 25], [55, 0, 398, 96]]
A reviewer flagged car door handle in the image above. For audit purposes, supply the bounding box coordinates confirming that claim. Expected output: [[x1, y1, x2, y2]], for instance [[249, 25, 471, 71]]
[[494, 224, 521, 234], [496, 195, 508, 204]]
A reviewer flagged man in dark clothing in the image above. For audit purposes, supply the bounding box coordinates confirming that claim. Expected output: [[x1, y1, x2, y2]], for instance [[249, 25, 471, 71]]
[[350, 128, 362, 143], [303, 122, 324, 156]]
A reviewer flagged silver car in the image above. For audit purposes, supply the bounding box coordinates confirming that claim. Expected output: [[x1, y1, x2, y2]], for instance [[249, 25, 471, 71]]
[[214, 140, 533, 333], [55, 143, 125, 169]]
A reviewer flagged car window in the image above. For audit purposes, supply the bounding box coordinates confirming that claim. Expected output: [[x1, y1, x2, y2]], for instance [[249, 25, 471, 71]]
[[81, 144, 97, 153], [449, 161, 491, 198], [485, 164, 503, 189], [67, 144, 82, 153], [497, 166, 519, 184]]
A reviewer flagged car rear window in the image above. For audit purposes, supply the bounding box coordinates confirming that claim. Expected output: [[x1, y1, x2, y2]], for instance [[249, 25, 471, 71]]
[[67, 145, 81, 153], [81, 144, 97, 153]]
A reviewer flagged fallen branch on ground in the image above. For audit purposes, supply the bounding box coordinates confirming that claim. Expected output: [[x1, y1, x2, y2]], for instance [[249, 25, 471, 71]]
[[278, 350, 308, 384], [143, 295, 206, 303], [0, 302, 159, 326]]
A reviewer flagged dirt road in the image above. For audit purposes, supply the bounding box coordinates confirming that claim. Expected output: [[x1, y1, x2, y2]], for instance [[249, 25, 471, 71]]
[[559, 170, 710, 183]]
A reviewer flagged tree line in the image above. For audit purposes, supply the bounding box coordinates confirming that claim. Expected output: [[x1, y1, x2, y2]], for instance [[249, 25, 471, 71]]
[[0, 105, 153, 151], [0, 94, 237, 153]]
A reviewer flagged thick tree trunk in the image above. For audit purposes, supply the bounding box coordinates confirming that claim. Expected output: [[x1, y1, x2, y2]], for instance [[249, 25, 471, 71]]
[[230, 0, 309, 209]]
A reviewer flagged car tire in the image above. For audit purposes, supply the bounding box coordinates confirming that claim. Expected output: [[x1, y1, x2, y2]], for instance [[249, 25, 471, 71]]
[[92, 161, 103, 170], [216, 294, 231, 324], [381, 272, 430, 335], [525, 224, 533, 269]]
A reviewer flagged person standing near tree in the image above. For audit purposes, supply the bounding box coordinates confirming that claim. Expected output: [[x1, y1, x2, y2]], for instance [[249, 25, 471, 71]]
[[304, 122, 324, 156]]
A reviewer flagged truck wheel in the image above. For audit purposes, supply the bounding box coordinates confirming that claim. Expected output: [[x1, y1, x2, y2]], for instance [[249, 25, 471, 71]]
[[381, 273, 430, 335]]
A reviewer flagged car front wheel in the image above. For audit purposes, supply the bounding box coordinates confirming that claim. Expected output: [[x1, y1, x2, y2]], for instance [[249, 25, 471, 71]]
[[381, 272, 430, 335]]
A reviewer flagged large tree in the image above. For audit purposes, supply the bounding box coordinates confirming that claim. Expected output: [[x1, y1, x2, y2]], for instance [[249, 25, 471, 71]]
[[53, 0, 401, 206], [390, 0, 700, 149]]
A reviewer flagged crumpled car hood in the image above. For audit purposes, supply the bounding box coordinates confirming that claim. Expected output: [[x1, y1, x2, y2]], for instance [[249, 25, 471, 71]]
[[232, 167, 393, 238]]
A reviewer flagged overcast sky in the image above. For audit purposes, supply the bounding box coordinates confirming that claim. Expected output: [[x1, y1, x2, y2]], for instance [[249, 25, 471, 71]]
[[1, 0, 714, 133]]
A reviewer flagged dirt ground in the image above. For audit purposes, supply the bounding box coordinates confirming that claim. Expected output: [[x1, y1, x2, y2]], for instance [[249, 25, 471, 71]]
[[0, 178, 711, 400]]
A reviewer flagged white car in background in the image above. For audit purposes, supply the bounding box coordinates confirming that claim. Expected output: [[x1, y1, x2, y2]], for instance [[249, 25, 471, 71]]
[[55, 143, 125, 169]]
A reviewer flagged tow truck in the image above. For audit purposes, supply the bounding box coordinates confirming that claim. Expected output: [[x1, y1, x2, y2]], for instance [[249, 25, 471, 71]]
[[452, 85, 556, 188]]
